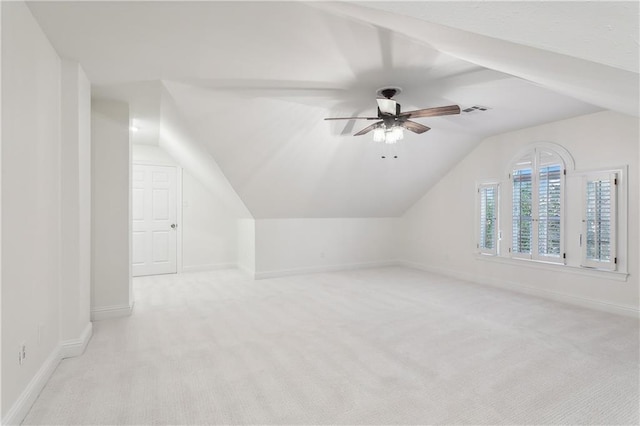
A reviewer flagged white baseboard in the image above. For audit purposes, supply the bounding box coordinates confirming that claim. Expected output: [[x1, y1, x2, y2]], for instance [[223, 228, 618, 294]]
[[1, 345, 61, 425], [237, 263, 256, 279], [182, 263, 237, 273], [91, 303, 134, 321], [60, 322, 93, 359], [254, 260, 400, 280], [3, 322, 96, 425], [400, 260, 640, 318]]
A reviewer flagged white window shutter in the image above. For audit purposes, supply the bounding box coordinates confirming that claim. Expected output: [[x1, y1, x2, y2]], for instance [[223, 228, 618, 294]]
[[581, 172, 617, 270], [512, 168, 533, 257], [537, 165, 563, 258], [478, 183, 499, 255]]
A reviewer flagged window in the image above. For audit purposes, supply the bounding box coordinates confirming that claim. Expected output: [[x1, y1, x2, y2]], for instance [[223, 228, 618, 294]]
[[582, 172, 617, 270], [511, 148, 565, 262], [478, 183, 499, 255], [476, 143, 626, 277]]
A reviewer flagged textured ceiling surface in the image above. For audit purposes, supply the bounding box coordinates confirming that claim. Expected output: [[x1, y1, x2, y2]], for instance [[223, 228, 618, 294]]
[[28, 1, 629, 218], [362, 1, 640, 74]]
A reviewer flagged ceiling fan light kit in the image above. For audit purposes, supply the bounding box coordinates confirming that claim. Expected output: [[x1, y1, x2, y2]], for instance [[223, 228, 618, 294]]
[[325, 87, 460, 144], [372, 124, 404, 144]]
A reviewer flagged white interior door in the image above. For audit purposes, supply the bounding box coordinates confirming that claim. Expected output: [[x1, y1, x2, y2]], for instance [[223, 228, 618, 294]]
[[132, 164, 178, 277]]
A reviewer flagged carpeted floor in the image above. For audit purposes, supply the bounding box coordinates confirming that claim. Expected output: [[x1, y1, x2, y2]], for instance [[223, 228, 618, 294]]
[[23, 267, 639, 425]]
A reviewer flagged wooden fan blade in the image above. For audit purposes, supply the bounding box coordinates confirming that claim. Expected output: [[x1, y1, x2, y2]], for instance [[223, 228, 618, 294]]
[[354, 122, 382, 136], [400, 105, 460, 119], [324, 116, 378, 121], [401, 120, 431, 134]]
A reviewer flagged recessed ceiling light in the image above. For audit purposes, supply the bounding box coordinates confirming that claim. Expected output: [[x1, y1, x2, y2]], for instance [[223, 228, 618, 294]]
[[130, 126, 139, 132]]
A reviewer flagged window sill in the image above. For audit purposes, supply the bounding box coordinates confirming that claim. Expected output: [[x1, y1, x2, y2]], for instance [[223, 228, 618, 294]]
[[475, 253, 629, 282]]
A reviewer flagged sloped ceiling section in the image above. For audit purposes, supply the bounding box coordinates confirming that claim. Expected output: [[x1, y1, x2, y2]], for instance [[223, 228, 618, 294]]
[[28, 1, 619, 218], [362, 1, 639, 74], [317, 2, 639, 116], [159, 84, 252, 219], [163, 80, 482, 218]]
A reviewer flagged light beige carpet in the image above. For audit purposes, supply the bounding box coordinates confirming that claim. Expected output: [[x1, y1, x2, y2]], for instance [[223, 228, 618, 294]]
[[23, 267, 639, 425]]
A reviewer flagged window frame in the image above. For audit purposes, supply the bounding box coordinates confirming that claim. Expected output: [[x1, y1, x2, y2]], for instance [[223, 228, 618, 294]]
[[477, 182, 500, 256], [475, 144, 628, 279], [509, 146, 567, 264], [581, 171, 618, 271]]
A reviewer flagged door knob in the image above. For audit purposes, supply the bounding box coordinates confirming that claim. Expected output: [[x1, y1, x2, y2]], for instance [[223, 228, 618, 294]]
[[171, 224, 177, 229]]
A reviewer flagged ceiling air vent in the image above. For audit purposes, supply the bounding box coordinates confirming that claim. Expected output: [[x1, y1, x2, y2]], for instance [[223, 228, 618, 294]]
[[462, 105, 491, 114]]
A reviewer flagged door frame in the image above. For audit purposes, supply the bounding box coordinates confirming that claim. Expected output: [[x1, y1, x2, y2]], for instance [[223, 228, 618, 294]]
[[131, 161, 183, 274]]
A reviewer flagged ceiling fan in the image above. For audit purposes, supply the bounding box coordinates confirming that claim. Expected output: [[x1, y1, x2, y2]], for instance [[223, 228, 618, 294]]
[[324, 87, 460, 143]]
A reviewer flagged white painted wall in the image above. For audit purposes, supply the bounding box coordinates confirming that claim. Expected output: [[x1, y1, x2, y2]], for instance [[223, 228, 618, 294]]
[[401, 111, 639, 314], [237, 219, 256, 275], [132, 144, 238, 271], [60, 60, 92, 343], [131, 144, 176, 165], [182, 171, 237, 271], [91, 99, 132, 318], [1, 1, 61, 420], [254, 218, 400, 279]]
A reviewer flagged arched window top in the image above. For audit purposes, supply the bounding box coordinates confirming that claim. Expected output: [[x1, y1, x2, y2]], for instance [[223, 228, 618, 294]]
[[509, 142, 570, 262], [538, 149, 563, 167], [507, 142, 575, 174]]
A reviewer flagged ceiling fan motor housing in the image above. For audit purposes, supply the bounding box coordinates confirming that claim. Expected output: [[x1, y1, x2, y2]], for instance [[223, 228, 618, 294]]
[[380, 88, 397, 99], [377, 87, 402, 99]]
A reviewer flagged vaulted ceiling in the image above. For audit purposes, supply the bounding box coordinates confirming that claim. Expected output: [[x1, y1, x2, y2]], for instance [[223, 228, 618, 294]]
[[28, 1, 638, 218]]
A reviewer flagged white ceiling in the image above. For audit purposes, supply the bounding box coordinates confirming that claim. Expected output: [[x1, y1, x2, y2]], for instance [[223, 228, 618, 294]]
[[28, 1, 632, 218], [361, 1, 639, 74], [315, 2, 638, 116]]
